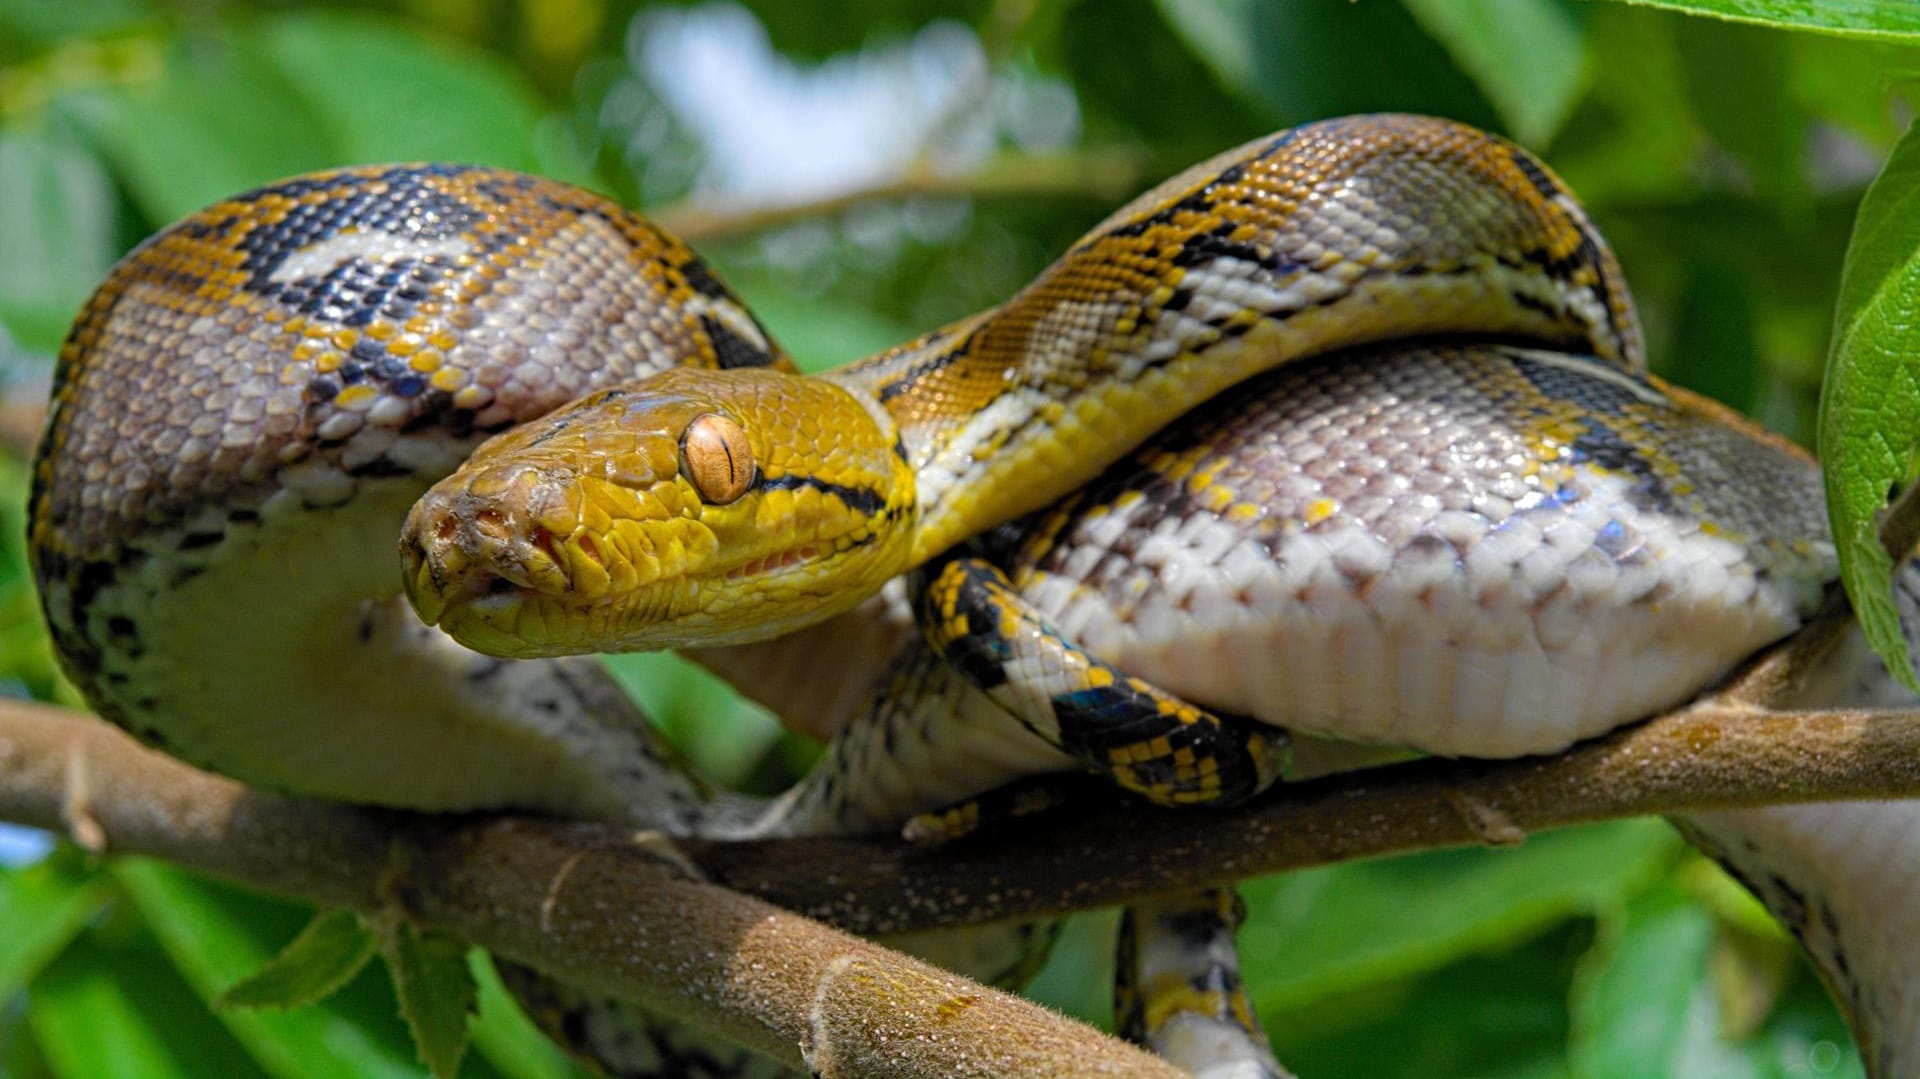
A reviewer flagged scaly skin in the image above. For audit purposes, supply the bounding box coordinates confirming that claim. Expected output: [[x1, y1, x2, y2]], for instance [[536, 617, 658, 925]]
[[404, 367, 915, 654], [403, 114, 1641, 654], [31, 119, 1919, 1075], [20, 159, 1250, 1077]]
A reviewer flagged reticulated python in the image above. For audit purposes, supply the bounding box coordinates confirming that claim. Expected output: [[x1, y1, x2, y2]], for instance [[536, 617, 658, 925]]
[[30, 115, 1918, 1076]]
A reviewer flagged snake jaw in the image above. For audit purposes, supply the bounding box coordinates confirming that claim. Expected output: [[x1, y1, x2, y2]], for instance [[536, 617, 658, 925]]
[[401, 460, 584, 630], [398, 365, 920, 656]]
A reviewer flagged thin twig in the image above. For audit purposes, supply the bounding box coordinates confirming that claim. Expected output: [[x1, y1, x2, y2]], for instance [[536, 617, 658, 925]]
[[649, 146, 1149, 244], [0, 395, 43, 458]]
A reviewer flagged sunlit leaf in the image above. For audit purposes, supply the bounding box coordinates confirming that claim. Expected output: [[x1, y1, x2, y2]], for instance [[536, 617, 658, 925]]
[[1819, 117, 1920, 692], [1401, 0, 1589, 145], [1570, 880, 1867, 1078], [216, 908, 377, 1012], [1569, 885, 1715, 1074], [73, 27, 332, 224], [1596, 0, 1920, 42]]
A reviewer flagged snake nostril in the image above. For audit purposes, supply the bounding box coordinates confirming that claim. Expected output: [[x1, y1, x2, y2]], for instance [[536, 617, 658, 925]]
[[473, 507, 509, 541], [528, 525, 561, 565]]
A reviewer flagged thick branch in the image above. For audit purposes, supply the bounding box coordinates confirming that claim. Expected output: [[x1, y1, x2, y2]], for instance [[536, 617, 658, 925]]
[[6, 691, 1917, 941], [0, 698, 1180, 1079], [689, 701, 1920, 933]]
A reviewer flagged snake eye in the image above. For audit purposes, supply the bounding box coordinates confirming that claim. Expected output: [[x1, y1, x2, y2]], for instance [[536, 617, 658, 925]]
[[680, 413, 754, 505]]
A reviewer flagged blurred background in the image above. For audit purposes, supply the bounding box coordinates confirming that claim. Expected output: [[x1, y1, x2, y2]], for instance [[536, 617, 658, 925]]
[[0, 1, 1913, 1076]]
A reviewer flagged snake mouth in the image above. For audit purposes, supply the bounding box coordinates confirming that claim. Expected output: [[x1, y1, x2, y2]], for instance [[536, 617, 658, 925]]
[[721, 544, 823, 582], [400, 483, 575, 629], [402, 481, 843, 648]]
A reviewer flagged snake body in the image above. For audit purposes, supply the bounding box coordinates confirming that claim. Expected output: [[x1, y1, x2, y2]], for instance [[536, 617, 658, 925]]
[[28, 116, 1919, 1074], [400, 115, 1641, 658], [30, 164, 787, 821]]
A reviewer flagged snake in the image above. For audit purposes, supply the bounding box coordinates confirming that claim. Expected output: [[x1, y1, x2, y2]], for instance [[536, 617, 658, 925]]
[[26, 114, 1918, 1074], [20, 152, 1267, 1076]]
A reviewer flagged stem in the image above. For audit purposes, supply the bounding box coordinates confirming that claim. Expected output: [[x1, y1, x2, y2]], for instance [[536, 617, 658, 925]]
[[649, 146, 1148, 243]]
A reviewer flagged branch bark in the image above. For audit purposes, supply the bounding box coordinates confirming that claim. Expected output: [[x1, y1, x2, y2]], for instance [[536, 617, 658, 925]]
[[0, 697, 1181, 1079], [5, 682, 1920, 1074], [17, 690, 1917, 941]]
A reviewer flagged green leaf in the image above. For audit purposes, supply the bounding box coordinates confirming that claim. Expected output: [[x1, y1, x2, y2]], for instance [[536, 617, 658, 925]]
[[385, 920, 479, 1079], [216, 908, 377, 1012], [1271, 922, 1588, 1079], [1675, 15, 1805, 213], [727, 268, 918, 373], [1569, 885, 1715, 1075], [1545, 3, 1698, 204], [28, 922, 266, 1079], [72, 26, 334, 224], [1150, 0, 1499, 130], [0, 852, 113, 997], [1790, 33, 1920, 145], [1596, 0, 1920, 42], [1669, 259, 1760, 414], [1238, 819, 1680, 1010], [1025, 820, 1679, 1038], [602, 650, 784, 788], [114, 860, 424, 1079], [1401, 0, 1590, 146], [470, 954, 588, 1079], [1818, 117, 1920, 693], [1570, 877, 1868, 1078], [0, 0, 150, 57], [0, 115, 121, 352], [256, 12, 552, 177]]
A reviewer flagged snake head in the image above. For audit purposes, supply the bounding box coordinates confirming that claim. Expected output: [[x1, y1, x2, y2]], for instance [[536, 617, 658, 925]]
[[400, 366, 917, 658]]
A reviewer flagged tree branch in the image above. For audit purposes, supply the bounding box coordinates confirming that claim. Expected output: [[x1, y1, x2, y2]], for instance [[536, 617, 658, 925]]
[[5, 550, 1918, 1074], [0, 697, 1181, 1079], [685, 700, 1920, 933], [6, 690, 1919, 969]]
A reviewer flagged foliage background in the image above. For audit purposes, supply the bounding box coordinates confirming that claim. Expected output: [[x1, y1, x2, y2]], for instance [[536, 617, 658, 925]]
[[0, 1, 1914, 1076]]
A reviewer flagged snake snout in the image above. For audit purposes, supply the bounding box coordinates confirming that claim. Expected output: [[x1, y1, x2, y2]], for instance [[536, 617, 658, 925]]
[[400, 463, 578, 626]]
